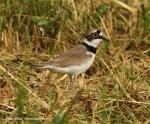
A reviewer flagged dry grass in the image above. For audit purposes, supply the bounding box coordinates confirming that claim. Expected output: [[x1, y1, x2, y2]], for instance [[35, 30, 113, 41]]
[[0, 0, 150, 123]]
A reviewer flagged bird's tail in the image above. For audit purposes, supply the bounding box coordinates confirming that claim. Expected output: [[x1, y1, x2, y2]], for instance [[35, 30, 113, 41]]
[[24, 61, 52, 69], [30, 63, 43, 69]]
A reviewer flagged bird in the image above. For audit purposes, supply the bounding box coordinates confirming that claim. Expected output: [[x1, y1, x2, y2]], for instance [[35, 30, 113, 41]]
[[31, 29, 109, 92]]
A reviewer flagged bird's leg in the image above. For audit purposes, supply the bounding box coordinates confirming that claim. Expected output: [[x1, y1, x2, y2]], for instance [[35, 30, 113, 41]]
[[69, 75, 77, 92]]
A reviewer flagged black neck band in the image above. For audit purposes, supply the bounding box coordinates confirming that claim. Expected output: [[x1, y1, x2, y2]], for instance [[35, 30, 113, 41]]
[[81, 42, 96, 54]]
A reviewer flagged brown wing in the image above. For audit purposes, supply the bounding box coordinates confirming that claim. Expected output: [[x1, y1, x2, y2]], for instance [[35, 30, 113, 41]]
[[47, 44, 91, 67]]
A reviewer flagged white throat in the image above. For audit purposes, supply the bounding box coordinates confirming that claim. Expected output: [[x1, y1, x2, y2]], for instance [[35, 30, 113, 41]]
[[83, 39, 102, 48]]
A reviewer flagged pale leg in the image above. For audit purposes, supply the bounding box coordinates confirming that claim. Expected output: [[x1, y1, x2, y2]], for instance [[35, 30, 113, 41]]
[[69, 75, 77, 92]]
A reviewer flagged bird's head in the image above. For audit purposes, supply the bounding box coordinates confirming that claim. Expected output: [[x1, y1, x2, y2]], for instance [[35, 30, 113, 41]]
[[84, 29, 109, 48]]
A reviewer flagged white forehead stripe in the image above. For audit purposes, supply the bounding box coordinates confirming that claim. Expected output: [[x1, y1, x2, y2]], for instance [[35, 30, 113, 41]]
[[99, 32, 103, 36]]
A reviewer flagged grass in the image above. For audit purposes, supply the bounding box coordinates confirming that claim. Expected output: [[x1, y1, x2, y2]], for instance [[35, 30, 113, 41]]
[[0, 0, 150, 123]]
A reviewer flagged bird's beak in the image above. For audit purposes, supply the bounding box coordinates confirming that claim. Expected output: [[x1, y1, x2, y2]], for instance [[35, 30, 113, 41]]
[[101, 36, 109, 42]]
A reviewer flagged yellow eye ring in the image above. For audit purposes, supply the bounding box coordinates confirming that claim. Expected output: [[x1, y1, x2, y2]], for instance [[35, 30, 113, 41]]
[[93, 33, 98, 37]]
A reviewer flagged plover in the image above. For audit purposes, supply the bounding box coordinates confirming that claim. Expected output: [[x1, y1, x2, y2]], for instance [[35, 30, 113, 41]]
[[32, 29, 109, 91]]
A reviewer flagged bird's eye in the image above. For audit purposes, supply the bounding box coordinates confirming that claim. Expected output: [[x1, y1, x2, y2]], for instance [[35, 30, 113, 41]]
[[93, 33, 98, 37]]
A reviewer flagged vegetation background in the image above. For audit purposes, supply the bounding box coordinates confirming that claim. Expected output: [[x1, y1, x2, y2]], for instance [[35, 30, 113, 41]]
[[0, 0, 150, 123]]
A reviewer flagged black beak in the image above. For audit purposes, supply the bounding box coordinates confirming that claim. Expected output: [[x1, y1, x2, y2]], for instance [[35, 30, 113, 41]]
[[101, 36, 109, 42]]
